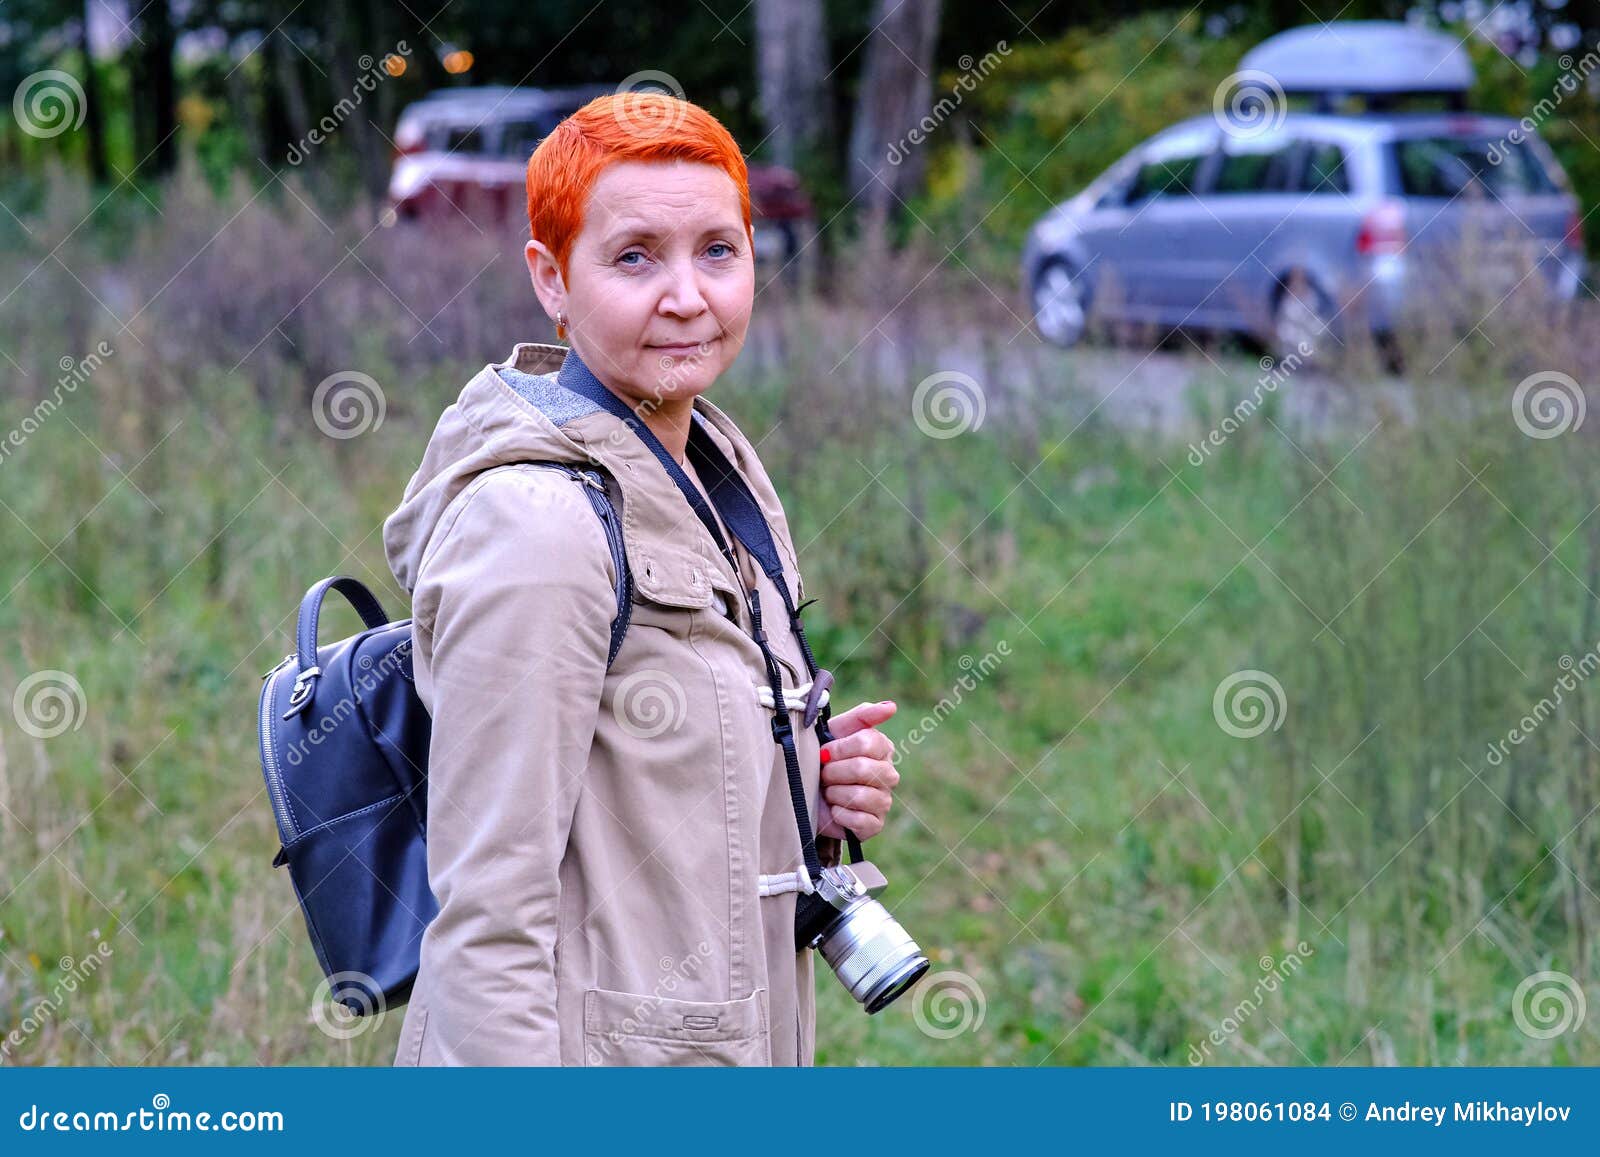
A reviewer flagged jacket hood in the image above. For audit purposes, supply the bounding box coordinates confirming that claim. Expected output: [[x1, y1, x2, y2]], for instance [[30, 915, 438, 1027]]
[[382, 342, 802, 612]]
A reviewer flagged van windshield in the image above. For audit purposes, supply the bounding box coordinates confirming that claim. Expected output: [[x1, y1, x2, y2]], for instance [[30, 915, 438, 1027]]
[[1390, 134, 1559, 198]]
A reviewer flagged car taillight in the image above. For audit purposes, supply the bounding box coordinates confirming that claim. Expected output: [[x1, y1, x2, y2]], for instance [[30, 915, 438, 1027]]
[[1356, 201, 1407, 256], [1565, 209, 1585, 250]]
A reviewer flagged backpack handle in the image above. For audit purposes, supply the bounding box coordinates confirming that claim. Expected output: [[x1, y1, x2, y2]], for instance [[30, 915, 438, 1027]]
[[297, 576, 392, 669], [283, 576, 392, 718]]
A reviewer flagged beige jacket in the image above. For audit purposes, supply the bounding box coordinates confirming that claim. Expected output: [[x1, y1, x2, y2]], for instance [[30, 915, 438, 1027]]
[[381, 342, 840, 1066]]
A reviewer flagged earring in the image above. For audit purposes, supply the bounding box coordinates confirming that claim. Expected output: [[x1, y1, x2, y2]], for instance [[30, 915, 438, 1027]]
[[555, 310, 567, 341]]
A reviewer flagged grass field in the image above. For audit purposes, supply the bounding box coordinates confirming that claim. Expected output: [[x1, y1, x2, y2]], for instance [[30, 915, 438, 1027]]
[[2, 173, 1599, 1065]]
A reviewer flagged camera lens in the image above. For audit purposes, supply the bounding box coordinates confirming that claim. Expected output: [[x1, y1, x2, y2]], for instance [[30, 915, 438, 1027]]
[[864, 955, 931, 1014], [816, 897, 930, 1013]]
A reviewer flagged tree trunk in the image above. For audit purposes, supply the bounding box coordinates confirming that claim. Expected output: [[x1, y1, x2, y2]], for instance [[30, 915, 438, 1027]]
[[127, 20, 153, 163], [78, 0, 108, 185], [144, 0, 178, 174], [225, 47, 268, 169], [753, 0, 831, 171], [846, 0, 942, 223], [268, 28, 314, 161], [325, 0, 393, 204]]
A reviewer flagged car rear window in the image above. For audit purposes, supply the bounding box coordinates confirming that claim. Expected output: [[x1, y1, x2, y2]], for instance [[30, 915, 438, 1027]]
[[1390, 135, 1558, 197], [1299, 143, 1349, 194]]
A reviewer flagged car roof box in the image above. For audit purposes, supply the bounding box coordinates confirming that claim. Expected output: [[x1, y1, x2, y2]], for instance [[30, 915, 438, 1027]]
[[1239, 21, 1475, 110]]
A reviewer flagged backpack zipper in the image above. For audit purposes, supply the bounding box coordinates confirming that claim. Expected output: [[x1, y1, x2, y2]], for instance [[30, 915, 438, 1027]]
[[576, 467, 633, 665], [258, 660, 300, 846]]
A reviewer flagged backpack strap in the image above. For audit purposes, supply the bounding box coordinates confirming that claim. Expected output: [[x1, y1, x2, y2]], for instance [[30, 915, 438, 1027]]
[[286, 464, 632, 719], [517, 461, 633, 668]]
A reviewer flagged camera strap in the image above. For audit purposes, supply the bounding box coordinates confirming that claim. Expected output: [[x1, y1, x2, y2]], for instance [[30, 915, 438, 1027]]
[[555, 350, 865, 894]]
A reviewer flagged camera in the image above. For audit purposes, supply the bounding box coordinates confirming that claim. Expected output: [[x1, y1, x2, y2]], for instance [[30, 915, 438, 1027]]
[[798, 860, 930, 1014]]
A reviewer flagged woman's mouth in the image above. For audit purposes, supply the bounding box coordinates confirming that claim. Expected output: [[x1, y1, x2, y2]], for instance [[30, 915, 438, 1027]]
[[648, 338, 718, 358]]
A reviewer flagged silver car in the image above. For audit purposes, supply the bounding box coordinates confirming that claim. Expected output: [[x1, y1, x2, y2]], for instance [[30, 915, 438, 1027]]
[[1023, 28, 1587, 356]]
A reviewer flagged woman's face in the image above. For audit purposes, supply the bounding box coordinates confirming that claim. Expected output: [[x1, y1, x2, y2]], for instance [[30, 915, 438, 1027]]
[[526, 159, 754, 408]]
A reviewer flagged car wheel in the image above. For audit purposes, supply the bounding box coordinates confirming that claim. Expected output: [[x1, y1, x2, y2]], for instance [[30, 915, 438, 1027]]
[[1271, 271, 1333, 362], [1031, 260, 1089, 348]]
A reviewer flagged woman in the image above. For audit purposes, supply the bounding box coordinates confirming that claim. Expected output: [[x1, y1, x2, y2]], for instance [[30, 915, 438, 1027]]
[[381, 92, 901, 1066]]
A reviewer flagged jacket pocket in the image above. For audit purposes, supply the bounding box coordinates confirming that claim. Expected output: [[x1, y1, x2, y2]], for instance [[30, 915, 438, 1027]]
[[582, 986, 770, 1067]]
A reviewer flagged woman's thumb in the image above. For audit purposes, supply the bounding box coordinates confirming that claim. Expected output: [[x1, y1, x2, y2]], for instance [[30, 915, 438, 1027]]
[[831, 699, 897, 737]]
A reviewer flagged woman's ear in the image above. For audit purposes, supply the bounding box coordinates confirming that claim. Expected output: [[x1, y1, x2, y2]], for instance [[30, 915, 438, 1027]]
[[525, 240, 566, 326]]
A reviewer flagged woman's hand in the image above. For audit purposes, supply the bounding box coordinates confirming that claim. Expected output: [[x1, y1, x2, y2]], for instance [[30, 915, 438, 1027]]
[[816, 700, 900, 840]]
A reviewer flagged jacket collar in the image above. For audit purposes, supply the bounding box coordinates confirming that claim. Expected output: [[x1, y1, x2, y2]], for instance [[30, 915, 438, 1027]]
[[495, 342, 800, 612]]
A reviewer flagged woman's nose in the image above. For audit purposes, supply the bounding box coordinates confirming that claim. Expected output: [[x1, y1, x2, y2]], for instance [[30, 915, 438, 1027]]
[[657, 258, 710, 317]]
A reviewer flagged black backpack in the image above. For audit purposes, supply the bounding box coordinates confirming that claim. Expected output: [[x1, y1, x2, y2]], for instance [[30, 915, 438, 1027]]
[[256, 462, 631, 1013]]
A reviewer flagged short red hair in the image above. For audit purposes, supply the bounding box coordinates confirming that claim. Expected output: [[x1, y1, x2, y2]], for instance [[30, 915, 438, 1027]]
[[526, 92, 751, 278]]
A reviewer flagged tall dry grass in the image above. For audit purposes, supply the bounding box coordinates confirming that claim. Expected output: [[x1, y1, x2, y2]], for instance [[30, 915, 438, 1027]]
[[1, 166, 1598, 1064]]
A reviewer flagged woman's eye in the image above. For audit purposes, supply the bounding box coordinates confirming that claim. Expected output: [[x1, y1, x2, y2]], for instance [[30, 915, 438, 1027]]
[[706, 242, 733, 259], [617, 251, 646, 267]]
